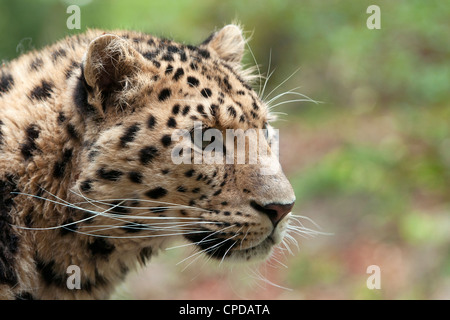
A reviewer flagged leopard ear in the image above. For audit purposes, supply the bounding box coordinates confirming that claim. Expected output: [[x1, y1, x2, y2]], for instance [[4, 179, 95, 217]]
[[202, 24, 245, 65], [82, 34, 142, 107]]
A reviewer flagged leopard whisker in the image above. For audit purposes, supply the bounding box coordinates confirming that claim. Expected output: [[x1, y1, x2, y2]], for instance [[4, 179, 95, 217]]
[[71, 189, 211, 213], [259, 48, 274, 100], [176, 227, 239, 267], [269, 98, 319, 110], [246, 266, 292, 291], [263, 67, 301, 102], [9, 191, 123, 230], [244, 31, 263, 96], [63, 228, 211, 240], [219, 239, 239, 266]]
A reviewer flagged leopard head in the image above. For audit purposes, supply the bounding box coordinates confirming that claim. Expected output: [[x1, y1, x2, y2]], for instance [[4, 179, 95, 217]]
[[71, 25, 295, 263]]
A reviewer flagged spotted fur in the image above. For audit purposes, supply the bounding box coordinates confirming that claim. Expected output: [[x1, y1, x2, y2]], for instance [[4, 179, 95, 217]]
[[0, 25, 295, 299]]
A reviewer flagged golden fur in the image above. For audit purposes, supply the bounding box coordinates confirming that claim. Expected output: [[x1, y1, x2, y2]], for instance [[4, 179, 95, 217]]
[[0, 25, 295, 299]]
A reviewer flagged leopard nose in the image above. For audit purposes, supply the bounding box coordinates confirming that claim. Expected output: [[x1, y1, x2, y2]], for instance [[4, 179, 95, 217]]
[[250, 201, 295, 227]]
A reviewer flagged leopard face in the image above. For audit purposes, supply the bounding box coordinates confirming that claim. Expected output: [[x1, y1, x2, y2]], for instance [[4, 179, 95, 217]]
[[0, 24, 296, 299], [72, 25, 295, 263]]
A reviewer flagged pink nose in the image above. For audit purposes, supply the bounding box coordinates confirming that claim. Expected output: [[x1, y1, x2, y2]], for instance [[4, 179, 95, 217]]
[[251, 201, 295, 227], [263, 202, 294, 226]]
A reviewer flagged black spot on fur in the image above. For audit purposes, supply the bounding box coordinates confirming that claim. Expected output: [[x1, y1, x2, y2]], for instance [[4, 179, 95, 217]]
[[172, 68, 184, 81], [176, 185, 187, 193], [158, 88, 171, 101], [64, 61, 80, 79], [128, 171, 143, 184], [147, 115, 157, 129], [179, 50, 187, 62], [161, 134, 172, 147], [210, 104, 218, 117], [197, 48, 210, 59], [252, 102, 259, 111], [161, 53, 174, 62], [182, 105, 190, 116], [29, 58, 43, 71], [190, 62, 198, 70], [145, 187, 167, 199], [192, 188, 200, 193], [80, 179, 93, 192], [213, 189, 222, 196], [196, 104, 208, 118], [143, 50, 159, 61], [66, 123, 80, 140], [35, 257, 66, 287], [0, 174, 19, 286], [88, 238, 115, 258], [187, 76, 199, 87], [97, 167, 123, 181], [52, 148, 73, 178], [165, 64, 173, 75], [120, 123, 140, 147], [184, 169, 195, 177], [227, 106, 237, 118], [57, 112, 66, 124], [20, 124, 40, 160], [167, 45, 178, 53], [51, 48, 67, 63], [167, 117, 177, 128], [88, 149, 99, 162], [0, 73, 14, 96], [223, 77, 232, 92], [30, 80, 53, 100], [172, 104, 180, 115], [200, 88, 212, 98], [139, 247, 152, 266], [139, 145, 159, 165]]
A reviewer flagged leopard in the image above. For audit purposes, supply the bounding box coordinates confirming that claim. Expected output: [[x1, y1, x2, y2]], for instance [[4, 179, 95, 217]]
[[0, 24, 296, 299]]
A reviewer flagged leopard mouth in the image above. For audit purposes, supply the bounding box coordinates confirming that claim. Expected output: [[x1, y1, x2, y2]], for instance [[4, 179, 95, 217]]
[[184, 226, 281, 263]]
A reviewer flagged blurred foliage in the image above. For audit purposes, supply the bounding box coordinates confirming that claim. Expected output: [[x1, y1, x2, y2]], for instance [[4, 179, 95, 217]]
[[0, 0, 449, 299]]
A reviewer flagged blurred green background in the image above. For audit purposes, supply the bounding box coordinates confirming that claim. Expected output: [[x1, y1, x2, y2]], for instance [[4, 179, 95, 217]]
[[1, 0, 449, 299]]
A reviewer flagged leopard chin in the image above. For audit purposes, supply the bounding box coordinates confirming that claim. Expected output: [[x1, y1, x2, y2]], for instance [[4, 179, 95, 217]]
[[184, 213, 291, 263]]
